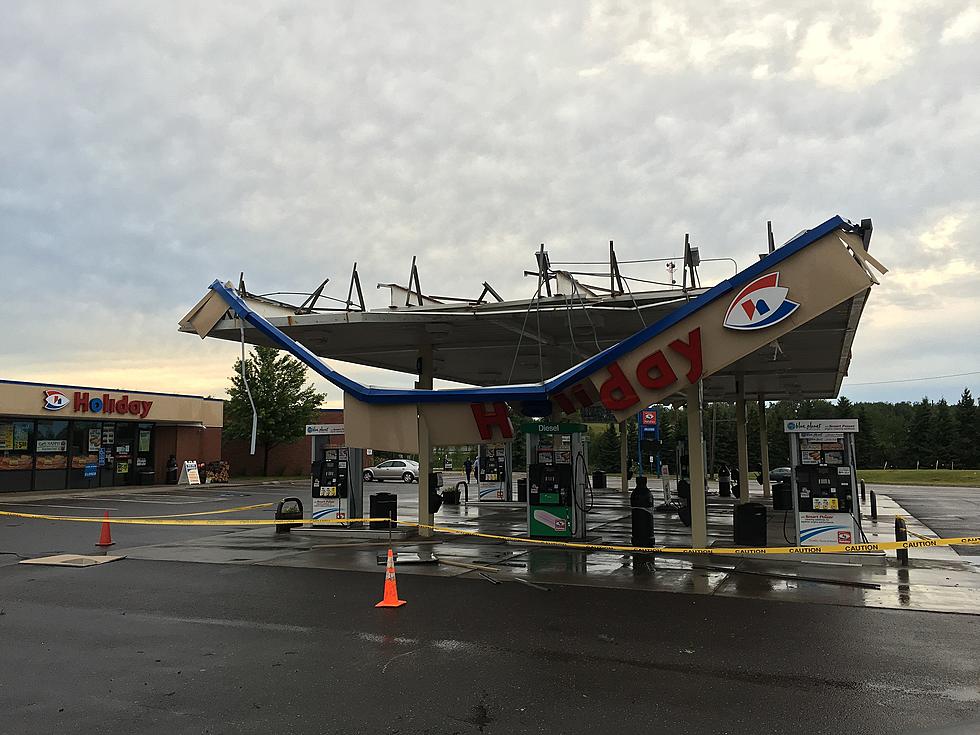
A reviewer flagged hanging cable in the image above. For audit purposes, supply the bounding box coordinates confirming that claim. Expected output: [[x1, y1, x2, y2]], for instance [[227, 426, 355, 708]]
[[622, 277, 648, 328], [506, 285, 541, 384], [240, 324, 258, 456]]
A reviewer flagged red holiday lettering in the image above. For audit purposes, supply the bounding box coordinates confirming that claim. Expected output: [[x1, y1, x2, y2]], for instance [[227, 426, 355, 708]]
[[635, 350, 677, 390], [470, 402, 514, 441], [599, 362, 640, 411], [669, 328, 702, 383]]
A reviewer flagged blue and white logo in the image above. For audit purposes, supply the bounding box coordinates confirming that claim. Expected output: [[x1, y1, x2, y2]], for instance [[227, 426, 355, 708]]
[[43, 390, 69, 411], [724, 272, 799, 331]]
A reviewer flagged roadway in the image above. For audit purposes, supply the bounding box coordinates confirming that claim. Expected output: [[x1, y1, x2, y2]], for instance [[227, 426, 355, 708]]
[[870, 484, 980, 557], [1, 482, 979, 733]]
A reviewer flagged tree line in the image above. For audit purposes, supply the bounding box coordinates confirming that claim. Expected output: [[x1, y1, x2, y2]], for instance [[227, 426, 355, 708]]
[[224, 347, 979, 475], [585, 388, 980, 473]]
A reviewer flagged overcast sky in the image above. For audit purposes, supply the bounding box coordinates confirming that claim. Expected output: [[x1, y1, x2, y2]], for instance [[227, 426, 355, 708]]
[[2, 1, 978, 407]]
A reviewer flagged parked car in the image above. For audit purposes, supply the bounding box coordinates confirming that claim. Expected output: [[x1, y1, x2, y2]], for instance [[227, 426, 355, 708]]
[[756, 466, 792, 484], [363, 459, 419, 483]]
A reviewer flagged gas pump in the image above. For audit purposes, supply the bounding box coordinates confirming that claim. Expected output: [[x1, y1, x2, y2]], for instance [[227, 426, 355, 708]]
[[310, 440, 363, 527], [477, 442, 513, 501], [784, 419, 861, 546], [522, 422, 590, 539]]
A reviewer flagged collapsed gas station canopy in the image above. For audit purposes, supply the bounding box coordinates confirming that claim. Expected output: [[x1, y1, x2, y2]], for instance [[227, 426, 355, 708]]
[[180, 216, 878, 404]]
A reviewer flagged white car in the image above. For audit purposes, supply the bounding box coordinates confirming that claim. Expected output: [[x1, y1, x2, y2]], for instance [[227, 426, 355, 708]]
[[362, 459, 419, 483]]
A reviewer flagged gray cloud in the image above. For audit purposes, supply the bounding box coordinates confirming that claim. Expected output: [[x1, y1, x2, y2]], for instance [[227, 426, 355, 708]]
[[1, 1, 978, 404]]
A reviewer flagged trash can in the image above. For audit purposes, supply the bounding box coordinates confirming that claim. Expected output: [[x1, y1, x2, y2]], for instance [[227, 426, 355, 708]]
[[592, 471, 606, 489], [718, 466, 731, 497], [517, 478, 527, 502], [772, 480, 793, 510], [630, 476, 654, 546], [734, 502, 767, 546], [275, 497, 304, 533], [138, 470, 156, 486], [165, 455, 178, 484], [442, 486, 461, 505], [369, 492, 398, 529], [676, 479, 692, 527]]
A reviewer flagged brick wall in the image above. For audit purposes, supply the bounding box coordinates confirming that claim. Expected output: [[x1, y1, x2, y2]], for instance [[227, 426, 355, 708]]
[[222, 408, 345, 477], [154, 425, 223, 478]]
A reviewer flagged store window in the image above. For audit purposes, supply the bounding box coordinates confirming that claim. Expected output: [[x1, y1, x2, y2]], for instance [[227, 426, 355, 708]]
[[0, 419, 34, 471], [136, 423, 154, 478], [113, 422, 135, 485], [35, 420, 69, 471], [71, 421, 102, 470], [69, 421, 102, 489]]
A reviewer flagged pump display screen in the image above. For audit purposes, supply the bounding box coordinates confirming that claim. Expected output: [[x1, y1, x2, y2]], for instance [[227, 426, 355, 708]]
[[313, 448, 349, 499]]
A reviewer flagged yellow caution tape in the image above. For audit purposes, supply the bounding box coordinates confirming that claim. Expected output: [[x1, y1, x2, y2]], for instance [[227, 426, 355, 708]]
[[0, 510, 387, 527], [1, 509, 978, 555], [407, 521, 980, 556], [110, 502, 276, 520]]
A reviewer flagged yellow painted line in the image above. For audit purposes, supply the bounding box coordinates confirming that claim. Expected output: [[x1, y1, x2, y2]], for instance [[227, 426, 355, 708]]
[[0, 510, 977, 555]]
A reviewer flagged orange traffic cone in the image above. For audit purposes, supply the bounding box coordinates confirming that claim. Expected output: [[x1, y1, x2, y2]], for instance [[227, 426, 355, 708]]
[[375, 548, 406, 608], [96, 511, 114, 547]]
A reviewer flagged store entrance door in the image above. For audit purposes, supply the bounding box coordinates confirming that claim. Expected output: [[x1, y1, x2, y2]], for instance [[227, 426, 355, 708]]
[[112, 423, 136, 486]]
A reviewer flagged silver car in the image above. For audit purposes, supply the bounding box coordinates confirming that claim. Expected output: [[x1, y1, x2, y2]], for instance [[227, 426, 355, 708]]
[[362, 459, 419, 483]]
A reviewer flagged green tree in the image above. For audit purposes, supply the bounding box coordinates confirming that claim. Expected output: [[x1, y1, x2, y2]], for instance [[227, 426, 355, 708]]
[[929, 398, 955, 468], [593, 423, 621, 472], [226, 346, 325, 475], [835, 396, 854, 418], [904, 398, 932, 469], [953, 388, 977, 468], [853, 404, 882, 469]]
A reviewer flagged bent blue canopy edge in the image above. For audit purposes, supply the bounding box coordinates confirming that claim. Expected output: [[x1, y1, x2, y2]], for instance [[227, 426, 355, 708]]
[[208, 214, 854, 405]]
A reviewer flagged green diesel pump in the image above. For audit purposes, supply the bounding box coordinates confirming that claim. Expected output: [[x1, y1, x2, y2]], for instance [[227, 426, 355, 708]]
[[522, 422, 590, 539]]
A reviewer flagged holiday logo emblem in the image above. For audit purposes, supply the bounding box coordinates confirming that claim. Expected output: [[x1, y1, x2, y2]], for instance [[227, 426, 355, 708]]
[[724, 272, 800, 331], [43, 390, 69, 411]]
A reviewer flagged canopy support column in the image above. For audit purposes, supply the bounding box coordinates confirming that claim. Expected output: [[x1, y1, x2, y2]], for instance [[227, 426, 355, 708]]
[[417, 345, 434, 537], [620, 420, 629, 491], [736, 379, 750, 504], [686, 382, 708, 548], [758, 395, 771, 499]]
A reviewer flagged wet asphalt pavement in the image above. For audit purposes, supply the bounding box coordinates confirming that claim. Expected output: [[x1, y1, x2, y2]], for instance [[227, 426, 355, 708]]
[[871, 485, 980, 556], [1, 559, 979, 735], [1, 482, 979, 734]]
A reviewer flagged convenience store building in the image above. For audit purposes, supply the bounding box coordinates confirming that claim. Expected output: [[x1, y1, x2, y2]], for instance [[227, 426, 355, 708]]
[[0, 379, 223, 493]]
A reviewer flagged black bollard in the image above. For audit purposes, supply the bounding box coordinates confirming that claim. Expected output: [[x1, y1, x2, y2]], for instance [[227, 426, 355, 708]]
[[896, 516, 909, 566], [630, 476, 655, 547], [870, 490, 878, 522], [860, 478, 866, 503]]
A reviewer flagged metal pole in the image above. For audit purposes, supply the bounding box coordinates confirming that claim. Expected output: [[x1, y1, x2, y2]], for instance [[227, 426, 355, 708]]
[[735, 388, 749, 504], [636, 414, 644, 478], [708, 402, 717, 481], [620, 420, 629, 490], [870, 490, 878, 522], [758, 396, 771, 499], [895, 516, 908, 566], [860, 478, 866, 503], [685, 382, 708, 548]]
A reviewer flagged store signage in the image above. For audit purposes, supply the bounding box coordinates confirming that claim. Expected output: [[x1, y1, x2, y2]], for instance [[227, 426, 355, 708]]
[[305, 424, 344, 436], [641, 409, 658, 426], [784, 419, 859, 433], [70, 392, 153, 419], [36, 439, 67, 452], [723, 272, 799, 331], [43, 390, 70, 411]]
